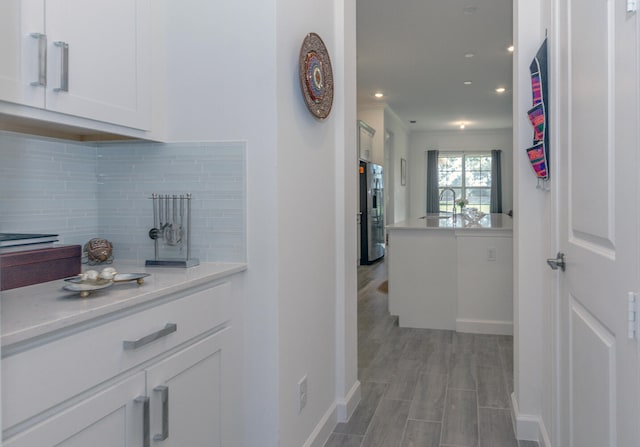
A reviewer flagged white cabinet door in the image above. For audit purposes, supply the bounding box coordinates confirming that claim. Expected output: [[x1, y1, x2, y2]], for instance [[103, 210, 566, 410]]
[[146, 328, 232, 447], [0, 0, 45, 108], [4, 372, 146, 447], [0, 0, 150, 130], [45, 0, 151, 129]]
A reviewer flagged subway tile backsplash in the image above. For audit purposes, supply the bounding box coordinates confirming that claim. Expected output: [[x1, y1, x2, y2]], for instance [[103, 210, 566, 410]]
[[0, 133, 99, 246], [0, 132, 246, 263], [97, 141, 246, 263]]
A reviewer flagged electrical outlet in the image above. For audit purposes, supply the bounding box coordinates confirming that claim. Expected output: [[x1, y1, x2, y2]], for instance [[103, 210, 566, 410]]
[[487, 247, 496, 261], [298, 375, 308, 413]]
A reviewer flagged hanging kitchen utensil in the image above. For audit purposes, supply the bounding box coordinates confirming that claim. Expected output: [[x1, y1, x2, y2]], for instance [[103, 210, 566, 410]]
[[146, 193, 198, 267]]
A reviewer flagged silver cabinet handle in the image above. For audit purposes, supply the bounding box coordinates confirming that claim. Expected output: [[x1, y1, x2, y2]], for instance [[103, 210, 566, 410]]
[[30, 33, 47, 86], [153, 385, 169, 441], [123, 323, 177, 350], [53, 41, 69, 92], [135, 396, 150, 447]]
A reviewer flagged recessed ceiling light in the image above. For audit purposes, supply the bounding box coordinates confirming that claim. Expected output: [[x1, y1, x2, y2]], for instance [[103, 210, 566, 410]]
[[460, 123, 466, 129], [463, 81, 472, 85], [374, 92, 384, 98], [507, 45, 515, 52], [495, 87, 506, 93], [464, 52, 475, 58]]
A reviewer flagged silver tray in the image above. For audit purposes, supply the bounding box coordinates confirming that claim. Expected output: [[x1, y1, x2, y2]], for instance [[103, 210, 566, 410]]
[[112, 273, 150, 284], [63, 273, 150, 297], [65, 273, 150, 285], [63, 282, 114, 298]]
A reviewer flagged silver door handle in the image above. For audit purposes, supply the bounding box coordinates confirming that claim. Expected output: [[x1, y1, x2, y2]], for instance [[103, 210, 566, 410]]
[[135, 396, 150, 447], [123, 323, 177, 350], [53, 41, 69, 92], [546, 252, 566, 271], [154, 385, 169, 441], [30, 33, 47, 86]]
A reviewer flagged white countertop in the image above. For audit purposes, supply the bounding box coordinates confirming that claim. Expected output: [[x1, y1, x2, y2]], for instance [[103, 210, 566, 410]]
[[387, 213, 513, 231], [1, 261, 247, 348]]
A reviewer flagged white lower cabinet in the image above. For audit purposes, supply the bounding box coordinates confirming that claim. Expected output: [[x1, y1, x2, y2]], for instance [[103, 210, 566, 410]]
[[147, 329, 231, 447], [2, 281, 235, 446], [5, 372, 147, 447]]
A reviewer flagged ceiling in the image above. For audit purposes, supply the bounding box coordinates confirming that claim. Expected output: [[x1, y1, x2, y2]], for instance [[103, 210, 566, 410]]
[[356, 0, 514, 132]]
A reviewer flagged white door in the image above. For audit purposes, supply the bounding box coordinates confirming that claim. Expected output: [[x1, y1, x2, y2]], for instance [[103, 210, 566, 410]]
[[555, 1, 639, 446]]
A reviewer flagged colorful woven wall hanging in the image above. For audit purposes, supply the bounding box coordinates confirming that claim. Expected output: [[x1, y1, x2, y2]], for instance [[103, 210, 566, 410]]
[[526, 38, 550, 188]]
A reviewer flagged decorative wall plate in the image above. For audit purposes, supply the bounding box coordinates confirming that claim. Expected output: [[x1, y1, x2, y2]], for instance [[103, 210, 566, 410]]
[[299, 32, 334, 120]]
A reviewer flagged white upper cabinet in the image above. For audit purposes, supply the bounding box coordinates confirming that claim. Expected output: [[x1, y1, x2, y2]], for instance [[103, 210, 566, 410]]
[[0, 0, 151, 131], [0, 0, 44, 108]]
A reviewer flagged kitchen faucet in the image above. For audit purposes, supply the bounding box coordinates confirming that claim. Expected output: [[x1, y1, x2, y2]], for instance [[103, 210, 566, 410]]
[[439, 187, 457, 219]]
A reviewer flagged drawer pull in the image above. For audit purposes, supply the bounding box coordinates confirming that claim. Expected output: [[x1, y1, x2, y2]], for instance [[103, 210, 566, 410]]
[[153, 385, 169, 441], [135, 396, 150, 447], [123, 323, 177, 350]]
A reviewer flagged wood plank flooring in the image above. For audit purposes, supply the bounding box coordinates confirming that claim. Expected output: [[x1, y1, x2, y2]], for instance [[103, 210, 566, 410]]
[[324, 260, 538, 447]]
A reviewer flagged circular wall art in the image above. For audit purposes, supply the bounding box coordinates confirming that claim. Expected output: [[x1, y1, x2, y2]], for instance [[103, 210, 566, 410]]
[[299, 32, 334, 120]]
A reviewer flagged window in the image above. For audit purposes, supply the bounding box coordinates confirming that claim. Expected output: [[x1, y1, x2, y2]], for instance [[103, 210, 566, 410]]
[[438, 153, 492, 213]]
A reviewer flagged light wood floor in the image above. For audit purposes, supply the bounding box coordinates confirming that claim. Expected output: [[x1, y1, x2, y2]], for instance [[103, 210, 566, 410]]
[[324, 259, 539, 447]]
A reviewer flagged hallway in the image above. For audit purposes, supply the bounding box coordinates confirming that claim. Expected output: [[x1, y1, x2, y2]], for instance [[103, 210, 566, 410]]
[[324, 260, 538, 447]]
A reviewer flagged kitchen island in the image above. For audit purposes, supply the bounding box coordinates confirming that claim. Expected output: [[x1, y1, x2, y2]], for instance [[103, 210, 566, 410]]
[[386, 213, 513, 334]]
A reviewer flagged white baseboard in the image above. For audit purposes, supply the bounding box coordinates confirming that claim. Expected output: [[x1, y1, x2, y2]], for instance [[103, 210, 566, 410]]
[[538, 423, 551, 447], [511, 392, 551, 447], [303, 402, 337, 447], [456, 318, 513, 335], [303, 380, 362, 447], [336, 380, 361, 422]]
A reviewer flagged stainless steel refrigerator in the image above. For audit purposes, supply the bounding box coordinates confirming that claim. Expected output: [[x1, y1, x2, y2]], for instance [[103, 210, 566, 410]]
[[359, 160, 385, 264]]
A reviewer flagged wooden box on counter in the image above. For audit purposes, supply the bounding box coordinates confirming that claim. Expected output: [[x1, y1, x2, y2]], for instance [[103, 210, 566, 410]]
[[0, 245, 81, 291]]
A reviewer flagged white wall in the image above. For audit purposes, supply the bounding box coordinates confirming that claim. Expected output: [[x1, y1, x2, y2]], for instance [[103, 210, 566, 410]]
[[357, 105, 410, 224], [512, 0, 554, 443], [161, 0, 357, 446], [357, 105, 385, 165], [407, 129, 514, 219], [275, 0, 340, 444], [334, 0, 360, 426], [162, 2, 280, 445], [384, 107, 410, 223], [538, 2, 554, 440]]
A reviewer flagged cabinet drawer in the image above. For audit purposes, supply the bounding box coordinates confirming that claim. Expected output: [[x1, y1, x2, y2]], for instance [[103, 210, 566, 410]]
[[2, 281, 231, 431]]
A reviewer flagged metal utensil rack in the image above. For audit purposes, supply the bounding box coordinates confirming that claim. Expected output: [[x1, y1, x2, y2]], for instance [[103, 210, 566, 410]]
[[145, 193, 199, 268]]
